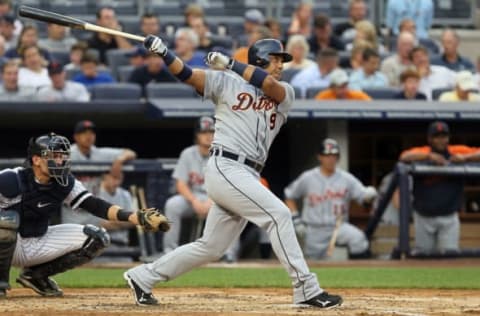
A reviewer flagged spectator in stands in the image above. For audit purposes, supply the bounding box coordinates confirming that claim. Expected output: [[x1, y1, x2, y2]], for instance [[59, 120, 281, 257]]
[[284, 138, 376, 259], [162, 116, 239, 262], [5, 25, 51, 62], [264, 18, 284, 44], [0, 0, 21, 37], [393, 18, 440, 54], [125, 45, 147, 68], [18, 45, 51, 89], [431, 29, 474, 73], [386, 0, 433, 39], [73, 53, 115, 88], [439, 71, 480, 102], [381, 31, 416, 87], [394, 69, 427, 100], [128, 51, 177, 95], [190, 16, 228, 52], [283, 35, 315, 70], [287, 1, 313, 38], [315, 69, 371, 100], [87, 6, 132, 65], [410, 46, 455, 100], [334, 0, 380, 42], [0, 34, 5, 59], [183, 3, 205, 28], [399, 121, 480, 254], [140, 13, 160, 37], [63, 120, 137, 227], [308, 14, 345, 56], [0, 13, 16, 50], [0, 59, 36, 101], [173, 27, 206, 68], [349, 40, 374, 70], [237, 9, 265, 47], [291, 48, 339, 98], [233, 26, 272, 64], [349, 48, 388, 90], [37, 62, 90, 102], [65, 41, 88, 71], [38, 23, 77, 52], [347, 20, 386, 54]]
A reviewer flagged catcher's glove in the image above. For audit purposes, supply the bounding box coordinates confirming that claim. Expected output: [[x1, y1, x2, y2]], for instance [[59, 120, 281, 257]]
[[137, 208, 171, 232]]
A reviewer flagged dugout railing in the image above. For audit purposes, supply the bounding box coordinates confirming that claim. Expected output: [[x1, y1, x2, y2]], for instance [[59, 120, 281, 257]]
[[0, 158, 175, 260], [365, 162, 480, 259]]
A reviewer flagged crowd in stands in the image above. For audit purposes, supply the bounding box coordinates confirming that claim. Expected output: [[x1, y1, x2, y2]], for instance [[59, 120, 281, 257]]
[[0, 0, 477, 103]]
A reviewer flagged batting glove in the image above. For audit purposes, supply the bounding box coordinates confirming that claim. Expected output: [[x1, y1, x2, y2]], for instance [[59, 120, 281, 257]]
[[144, 34, 167, 56], [205, 52, 232, 70]]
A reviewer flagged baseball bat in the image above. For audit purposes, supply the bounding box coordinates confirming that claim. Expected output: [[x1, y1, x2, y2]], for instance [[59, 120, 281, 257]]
[[129, 185, 148, 259], [326, 214, 343, 257], [18, 5, 145, 42]]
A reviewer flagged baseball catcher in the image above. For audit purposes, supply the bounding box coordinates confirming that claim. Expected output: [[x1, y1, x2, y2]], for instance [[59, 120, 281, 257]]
[[0, 132, 169, 298]]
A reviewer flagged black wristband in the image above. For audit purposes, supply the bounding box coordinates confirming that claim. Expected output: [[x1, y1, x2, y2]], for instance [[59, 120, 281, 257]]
[[230, 60, 248, 76], [117, 209, 132, 221]]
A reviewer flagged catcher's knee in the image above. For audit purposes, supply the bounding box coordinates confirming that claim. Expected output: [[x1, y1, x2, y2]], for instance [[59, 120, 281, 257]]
[[82, 224, 111, 258]]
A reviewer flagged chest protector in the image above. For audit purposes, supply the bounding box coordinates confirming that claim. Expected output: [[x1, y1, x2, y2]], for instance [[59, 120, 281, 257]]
[[13, 169, 74, 238]]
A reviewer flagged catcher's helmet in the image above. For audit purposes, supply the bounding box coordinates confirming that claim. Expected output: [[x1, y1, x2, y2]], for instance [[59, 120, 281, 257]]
[[318, 138, 340, 156], [27, 132, 72, 186], [248, 39, 292, 68], [195, 116, 215, 133]]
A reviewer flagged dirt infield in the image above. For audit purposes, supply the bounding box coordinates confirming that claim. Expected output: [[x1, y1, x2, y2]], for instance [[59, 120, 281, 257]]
[[1, 287, 479, 316]]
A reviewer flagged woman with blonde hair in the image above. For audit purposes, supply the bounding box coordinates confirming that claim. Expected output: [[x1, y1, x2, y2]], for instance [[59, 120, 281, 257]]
[[348, 20, 386, 54], [283, 34, 315, 70]]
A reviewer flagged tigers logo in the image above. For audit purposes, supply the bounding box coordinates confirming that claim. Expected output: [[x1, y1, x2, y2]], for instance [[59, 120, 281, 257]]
[[188, 172, 204, 186], [307, 189, 348, 207], [232, 93, 277, 112]]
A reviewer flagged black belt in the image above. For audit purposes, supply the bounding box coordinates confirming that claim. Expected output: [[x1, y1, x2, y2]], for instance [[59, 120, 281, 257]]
[[209, 148, 263, 173]]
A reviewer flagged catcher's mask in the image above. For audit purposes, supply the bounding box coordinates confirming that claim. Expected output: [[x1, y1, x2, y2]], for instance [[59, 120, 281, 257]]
[[27, 132, 72, 187]]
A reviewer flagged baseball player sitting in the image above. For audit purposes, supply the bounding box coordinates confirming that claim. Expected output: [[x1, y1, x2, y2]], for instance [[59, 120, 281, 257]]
[[285, 138, 377, 260], [0, 133, 169, 298], [162, 116, 239, 262]]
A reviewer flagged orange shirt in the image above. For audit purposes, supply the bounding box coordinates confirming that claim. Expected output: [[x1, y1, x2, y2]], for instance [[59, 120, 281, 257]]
[[401, 145, 480, 157], [233, 47, 248, 63], [315, 89, 372, 100]]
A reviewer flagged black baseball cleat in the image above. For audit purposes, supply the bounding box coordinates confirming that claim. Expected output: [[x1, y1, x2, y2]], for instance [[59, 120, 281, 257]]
[[123, 272, 158, 306], [299, 291, 343, 309], [16, 271, 63, 297]]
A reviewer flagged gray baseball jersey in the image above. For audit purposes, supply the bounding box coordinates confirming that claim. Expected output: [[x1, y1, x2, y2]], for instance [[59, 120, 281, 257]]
[[127, 69, 325, 304], [205, 70, 293, 163], [285, 167, 370, 225], [172, 145, 209, 195]]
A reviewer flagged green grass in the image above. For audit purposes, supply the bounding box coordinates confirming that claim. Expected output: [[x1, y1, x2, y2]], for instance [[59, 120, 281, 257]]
[[10, 267, 480, 289]]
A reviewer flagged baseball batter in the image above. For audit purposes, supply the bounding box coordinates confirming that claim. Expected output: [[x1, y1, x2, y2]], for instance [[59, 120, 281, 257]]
[[285, 139, 377, 259], [0, 133, 168, 298], [163, 116, 239, 261], [124, 35, 342, 309]]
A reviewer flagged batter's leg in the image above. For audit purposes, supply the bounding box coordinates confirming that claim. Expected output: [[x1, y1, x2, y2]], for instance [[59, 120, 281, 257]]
[[162, 194, 196, 253], [413, 212, 436, 253], [437, 213, 460, 252], [126, 203, 247, 294], [206, 158, 323, 304]]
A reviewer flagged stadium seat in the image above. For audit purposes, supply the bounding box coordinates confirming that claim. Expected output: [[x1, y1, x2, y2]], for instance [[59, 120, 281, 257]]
[[54, 3, 88, 15], [362, 88, 400, 100], [293, 86, 302, 99], [432, 88, 453, 100], [105, 49, 131, 78], [209, 35, 234, 50], [118, 65, 135, 82], [146, 83, 198, 98], [306, 86, 326, 99], [91, 83, 142, 100], [49, 50, 70, 66], [281, 68, 301, 83]]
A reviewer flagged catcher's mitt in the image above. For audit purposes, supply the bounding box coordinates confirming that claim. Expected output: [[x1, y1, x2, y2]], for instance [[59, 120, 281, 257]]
[[137, 208, 171, 232]]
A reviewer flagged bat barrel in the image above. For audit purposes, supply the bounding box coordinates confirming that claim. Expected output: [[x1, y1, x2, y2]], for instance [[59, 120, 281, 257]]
[[18, 5, 86, 29]]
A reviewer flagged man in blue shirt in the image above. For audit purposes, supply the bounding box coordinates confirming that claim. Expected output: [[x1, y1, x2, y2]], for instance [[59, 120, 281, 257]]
[[386, 0, 433, 39], [349, 48, 388, 90], [430, 29, 474, 72], [73, 53, 115, 89]]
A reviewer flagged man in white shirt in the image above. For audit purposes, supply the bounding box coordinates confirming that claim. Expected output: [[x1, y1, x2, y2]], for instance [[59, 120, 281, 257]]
[[410, 46, 455, 100], [0, 60, 37, 101], [290, 48, 338, 98], [18, 45, 51, 89], [37, 62, 90, 102], [381, 31, 416, 87]]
